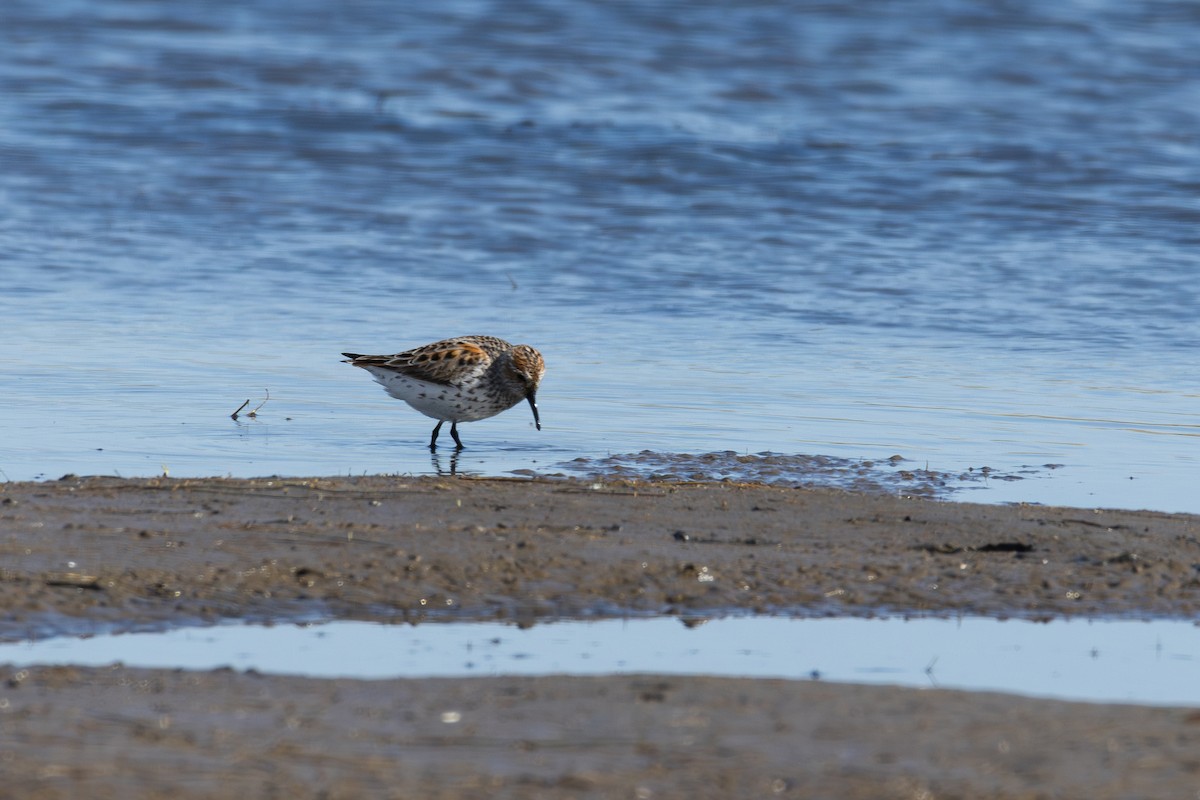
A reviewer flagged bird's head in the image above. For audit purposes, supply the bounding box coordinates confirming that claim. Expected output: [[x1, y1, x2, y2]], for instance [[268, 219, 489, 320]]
[[509, 345, 545, 430]]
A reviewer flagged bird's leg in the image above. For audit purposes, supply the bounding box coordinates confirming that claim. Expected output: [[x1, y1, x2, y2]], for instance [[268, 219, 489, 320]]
[[450, 422, 464, 450], [429, 421, 443, 451]]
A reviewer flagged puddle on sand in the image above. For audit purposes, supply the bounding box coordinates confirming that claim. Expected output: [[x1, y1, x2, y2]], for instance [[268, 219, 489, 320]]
[[540, 451, 1054, 499], [3, 616, 1198, 707]]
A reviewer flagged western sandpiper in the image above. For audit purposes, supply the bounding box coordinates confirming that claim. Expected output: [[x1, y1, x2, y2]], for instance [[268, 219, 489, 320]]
[[342, 335, 545, 450]]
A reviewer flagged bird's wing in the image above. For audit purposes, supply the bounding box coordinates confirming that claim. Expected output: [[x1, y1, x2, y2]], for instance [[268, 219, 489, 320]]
[[343, 338, 492, 386]]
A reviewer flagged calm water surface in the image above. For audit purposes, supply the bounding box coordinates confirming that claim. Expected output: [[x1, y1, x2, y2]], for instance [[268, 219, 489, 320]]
[[1, 1, 1197, 510], [6, 616, 1200, 707]]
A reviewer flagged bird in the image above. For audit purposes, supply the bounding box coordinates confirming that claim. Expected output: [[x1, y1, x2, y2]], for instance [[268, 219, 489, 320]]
[[342, 335, 545, 450]]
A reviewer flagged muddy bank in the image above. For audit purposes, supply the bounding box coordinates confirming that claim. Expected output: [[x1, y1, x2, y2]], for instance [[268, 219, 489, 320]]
[[4, 665, 1200, 799], [2, 475, 1200, 638], [4, 475, 1200, 799]]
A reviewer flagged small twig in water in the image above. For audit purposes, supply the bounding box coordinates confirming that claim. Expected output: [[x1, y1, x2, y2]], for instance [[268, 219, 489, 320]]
[[232, 390, 270, 420], [248, 389, 270, 418]]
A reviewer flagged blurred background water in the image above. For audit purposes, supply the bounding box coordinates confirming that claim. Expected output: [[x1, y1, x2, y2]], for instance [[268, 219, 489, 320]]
[[1, 0, 1197, 511]]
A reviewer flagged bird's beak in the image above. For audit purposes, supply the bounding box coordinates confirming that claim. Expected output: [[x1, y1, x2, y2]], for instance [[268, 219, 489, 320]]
[[527, 392, 541, 431]]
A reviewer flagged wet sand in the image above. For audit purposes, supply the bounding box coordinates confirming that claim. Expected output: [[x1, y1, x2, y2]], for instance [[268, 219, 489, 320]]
[[3, 475, 1200, 797]]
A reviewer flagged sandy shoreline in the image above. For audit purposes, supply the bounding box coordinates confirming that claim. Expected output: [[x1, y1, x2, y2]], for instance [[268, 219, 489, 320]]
[[3, 475, 1200, 797]]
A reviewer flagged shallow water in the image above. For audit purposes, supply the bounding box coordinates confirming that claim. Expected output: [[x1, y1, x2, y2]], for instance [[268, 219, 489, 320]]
[[1, 1, 1198, 511], [5, 616, 1199, 707], [552, 449, 1052, 499]]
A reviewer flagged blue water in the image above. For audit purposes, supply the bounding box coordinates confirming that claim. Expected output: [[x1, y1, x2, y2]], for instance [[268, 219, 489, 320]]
[[6, 616, 1200, 707], [1, 1, 1197, 511]]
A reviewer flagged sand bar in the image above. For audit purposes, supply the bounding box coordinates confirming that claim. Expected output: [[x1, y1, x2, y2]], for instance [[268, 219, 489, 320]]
[[3, 475, 1200, 797]]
